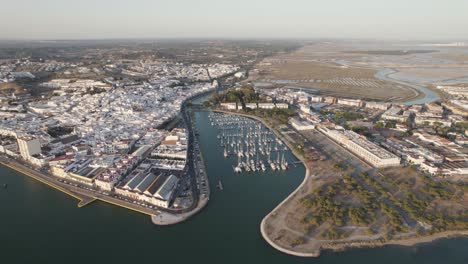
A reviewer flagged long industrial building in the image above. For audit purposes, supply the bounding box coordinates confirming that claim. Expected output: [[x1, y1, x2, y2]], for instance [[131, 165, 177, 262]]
[[115, 172, 179, 208], [318, 126, 401, 168]]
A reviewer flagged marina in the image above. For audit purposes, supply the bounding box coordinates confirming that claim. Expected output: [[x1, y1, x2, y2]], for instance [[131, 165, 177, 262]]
[[208, 112, 290, 174]]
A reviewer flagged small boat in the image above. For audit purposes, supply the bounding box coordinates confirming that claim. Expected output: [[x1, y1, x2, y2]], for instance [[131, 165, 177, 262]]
[[250, 160, 256, 171], [281, 163, 287, 171], [244, 162, 251, 172], [270, 162, 276, 171], [234, 166, 242, 173], [2, 184, 7, 189], [217, 180, 223, 191]]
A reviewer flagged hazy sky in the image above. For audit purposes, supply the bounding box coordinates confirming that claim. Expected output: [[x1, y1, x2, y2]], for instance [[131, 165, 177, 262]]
[[1, 0, 467, 40]]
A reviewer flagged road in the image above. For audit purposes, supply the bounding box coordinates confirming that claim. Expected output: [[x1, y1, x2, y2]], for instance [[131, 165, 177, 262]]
[[0, 156, 160, 215]]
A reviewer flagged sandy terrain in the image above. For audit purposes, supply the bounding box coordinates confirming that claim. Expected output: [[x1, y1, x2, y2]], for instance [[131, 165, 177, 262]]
[[250, 44, 420, 102], [389, 67, 468, 84], [432, 52, 468, 63], [250, 42, 468, 102], [261, 129, 468, 257]]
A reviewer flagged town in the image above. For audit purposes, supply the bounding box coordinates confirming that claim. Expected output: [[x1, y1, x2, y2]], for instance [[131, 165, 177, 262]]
[[0, 49, 245, 216], [218, 85, 467, 181], [3, 0, 468, 263]]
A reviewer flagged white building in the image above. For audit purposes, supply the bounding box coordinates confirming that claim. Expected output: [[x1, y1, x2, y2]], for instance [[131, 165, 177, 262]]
[[365, 101, 390, 110], [275, 103, 289, 109], [323, 96, 336, 104], [290, 117, 315, 131], [246, 103, 258, 109], [310, 95, 323, 103], [337, 98, 363, 107], [220, 103, 237, 110], [319, 127, 400, 168], [299, 104, 311, 115], [381, 106, 409, 123], [17, 137, 41, 160], [258, 103, 276, 109], [115, 173, 179, 208], [414, 116, 452, 127]]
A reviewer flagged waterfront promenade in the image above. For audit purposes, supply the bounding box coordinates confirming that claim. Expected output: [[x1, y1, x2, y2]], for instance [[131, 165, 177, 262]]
[[0, 156, 94, 206], [0, 91, 213, 226], [0, 156, 156, 214], [2, 154, 209, 219], [1, 153, 211, 226], [0, 152, 210, 225]]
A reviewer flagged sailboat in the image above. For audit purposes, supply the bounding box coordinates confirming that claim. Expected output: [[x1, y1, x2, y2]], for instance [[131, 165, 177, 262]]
[[250, 159, 256, 172], [280, 151, 287, 170], [282, 151, 289, 170], [275, 150, 280, 170], [234, 155, 242, 173], [270, 161, 277, 171]]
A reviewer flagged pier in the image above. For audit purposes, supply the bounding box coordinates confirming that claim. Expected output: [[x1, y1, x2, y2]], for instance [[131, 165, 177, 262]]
[[77, 197, 97, 208]]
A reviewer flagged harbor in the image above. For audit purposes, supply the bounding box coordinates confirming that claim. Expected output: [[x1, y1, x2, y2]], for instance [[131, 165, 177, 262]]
[[208, 112, 291, 174]]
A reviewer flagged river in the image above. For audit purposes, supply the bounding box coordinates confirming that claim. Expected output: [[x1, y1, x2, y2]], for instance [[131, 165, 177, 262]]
[[374, 68, 440, 105], [335, 59, 440, 105], [1, 110, 468, 264]]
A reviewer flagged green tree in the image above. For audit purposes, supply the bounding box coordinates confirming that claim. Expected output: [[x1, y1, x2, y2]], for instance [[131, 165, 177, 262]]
[[374, 122, 384, 129], [385, 122, 395, 129]]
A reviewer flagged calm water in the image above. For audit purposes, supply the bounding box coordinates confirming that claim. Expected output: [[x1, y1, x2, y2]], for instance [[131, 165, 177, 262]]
[[336, 59, 440, 105], [374, 68, 440, 105], [1, 111, 468, 264]]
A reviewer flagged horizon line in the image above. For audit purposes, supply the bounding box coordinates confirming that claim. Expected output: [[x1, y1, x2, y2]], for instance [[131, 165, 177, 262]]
[[0, 36, 467, 43]]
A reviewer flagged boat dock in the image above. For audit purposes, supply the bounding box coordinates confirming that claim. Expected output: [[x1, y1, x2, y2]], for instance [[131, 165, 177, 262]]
[[208, 112, 291, 174]]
